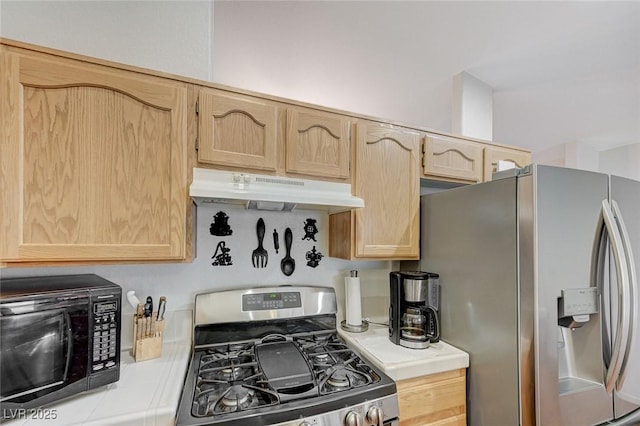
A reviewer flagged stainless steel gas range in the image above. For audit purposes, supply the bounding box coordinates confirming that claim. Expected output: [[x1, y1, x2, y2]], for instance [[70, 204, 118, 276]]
[[176, 285, 399, 426]]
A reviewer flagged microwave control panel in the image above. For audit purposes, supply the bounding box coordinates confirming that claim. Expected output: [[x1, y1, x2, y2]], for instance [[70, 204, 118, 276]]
[[91, 299, 119, 372]]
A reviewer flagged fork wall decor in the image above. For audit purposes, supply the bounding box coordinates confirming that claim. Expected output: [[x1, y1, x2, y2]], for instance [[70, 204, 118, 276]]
[[251, 217, 269, 268]]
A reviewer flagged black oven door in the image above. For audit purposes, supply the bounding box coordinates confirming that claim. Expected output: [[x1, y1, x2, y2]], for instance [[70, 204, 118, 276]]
[[0, 295, 90, 408]]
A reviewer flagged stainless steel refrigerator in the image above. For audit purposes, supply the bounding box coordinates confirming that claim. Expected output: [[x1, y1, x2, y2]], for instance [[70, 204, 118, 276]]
[[413, 164, 640, 426]]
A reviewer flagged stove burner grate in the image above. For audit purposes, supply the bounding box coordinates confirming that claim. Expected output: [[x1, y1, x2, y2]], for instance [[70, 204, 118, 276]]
[[190, 332, 382, 418]]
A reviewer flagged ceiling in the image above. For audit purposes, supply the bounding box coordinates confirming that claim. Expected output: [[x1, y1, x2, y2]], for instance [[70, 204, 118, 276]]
[[213, 1, 640, 154]]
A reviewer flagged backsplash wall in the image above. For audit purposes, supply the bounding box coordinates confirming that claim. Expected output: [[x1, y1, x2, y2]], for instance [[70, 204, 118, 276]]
[[1, 203, 393, 331]]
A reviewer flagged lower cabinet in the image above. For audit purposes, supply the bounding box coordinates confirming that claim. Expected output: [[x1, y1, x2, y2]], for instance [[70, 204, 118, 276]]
[[397, 368, 466, 426]]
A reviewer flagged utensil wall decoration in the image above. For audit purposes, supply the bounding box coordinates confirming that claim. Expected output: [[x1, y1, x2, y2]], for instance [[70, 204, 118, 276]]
[[280, 227, 295, 276], [212, 241, 233, 266], [302, 218, 318, 241], [204, 208, 324, 273], [252, 218, 268, 268], [210, 211, 233, 236], [273, 229, 280, 254], [305, 246, 323, 268]]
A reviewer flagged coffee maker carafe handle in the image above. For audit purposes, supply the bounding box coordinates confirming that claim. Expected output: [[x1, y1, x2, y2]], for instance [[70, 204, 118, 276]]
[[422, 305, 440, 341]]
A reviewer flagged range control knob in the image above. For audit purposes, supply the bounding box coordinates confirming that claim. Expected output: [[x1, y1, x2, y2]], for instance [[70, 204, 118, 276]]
[[345, 411, 363, 426], [366, 406, 384, 426]]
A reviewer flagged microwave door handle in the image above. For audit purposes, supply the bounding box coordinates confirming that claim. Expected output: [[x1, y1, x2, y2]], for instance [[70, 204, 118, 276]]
[[611, 200, 638, 390], [602, 199, 632, 393], [62, 311, 73, 382]]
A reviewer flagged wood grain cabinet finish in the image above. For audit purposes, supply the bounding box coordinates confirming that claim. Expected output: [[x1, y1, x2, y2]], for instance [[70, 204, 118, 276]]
[[197, 88, 278, 172], [0, 46, 188, 262], [330, 121, 420, 260], [285, 107, 350, 179], [483, 145, 531, 181], [397, 369, 467, 426], [423, 134, 483, 183]]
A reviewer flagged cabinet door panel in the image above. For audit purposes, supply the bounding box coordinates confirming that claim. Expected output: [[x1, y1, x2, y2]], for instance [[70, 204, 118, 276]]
[[354, 122, 420, 259], [286, 108, 350, 179], [397, 369, 466, 426], [423, 135, 483, 183], [198, 89, 277, 171], [483, 146, 531, 181], [1, 49, 187, 261]]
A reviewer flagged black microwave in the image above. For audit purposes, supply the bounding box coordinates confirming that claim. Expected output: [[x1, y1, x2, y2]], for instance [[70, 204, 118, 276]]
[[0, 274, 121, 416]]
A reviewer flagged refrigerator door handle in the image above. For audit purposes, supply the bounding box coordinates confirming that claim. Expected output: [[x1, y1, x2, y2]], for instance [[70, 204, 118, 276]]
[[602, 199, 632, 393], [611, 200, 638, 390]]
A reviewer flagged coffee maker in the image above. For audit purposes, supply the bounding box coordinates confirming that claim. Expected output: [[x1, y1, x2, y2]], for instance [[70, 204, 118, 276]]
[[389, 271, 440, 349]]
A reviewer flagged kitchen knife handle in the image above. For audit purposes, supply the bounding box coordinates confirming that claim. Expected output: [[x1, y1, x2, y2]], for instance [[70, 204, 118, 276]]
[[144, 296, 153, 318], [157, 296, 167, 321]]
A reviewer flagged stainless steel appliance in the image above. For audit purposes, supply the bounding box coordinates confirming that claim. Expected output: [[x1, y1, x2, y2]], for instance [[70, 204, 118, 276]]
[[176, 285, 399, 426], [389, 271, 440, 349], [413, 164, 640, 425], [0, 274, 121, 418]]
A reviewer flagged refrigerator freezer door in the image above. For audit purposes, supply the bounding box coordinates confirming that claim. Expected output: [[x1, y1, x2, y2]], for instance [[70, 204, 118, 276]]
[[611, 175, 640, 419], [420, 177, 522, 425]]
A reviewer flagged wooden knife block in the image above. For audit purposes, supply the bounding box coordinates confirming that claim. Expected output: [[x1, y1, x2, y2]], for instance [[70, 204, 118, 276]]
[[132, 313, 165, 362]]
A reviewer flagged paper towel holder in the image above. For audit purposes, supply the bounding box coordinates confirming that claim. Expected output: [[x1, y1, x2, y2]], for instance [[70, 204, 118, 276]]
[[340, 270, 369, 333]]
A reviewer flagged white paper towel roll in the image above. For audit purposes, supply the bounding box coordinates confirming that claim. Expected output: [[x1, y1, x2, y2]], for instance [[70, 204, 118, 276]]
[[345, 270, 362, 326]]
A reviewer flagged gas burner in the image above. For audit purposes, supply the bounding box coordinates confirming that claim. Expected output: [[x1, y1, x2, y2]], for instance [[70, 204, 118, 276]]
[[221, 385, 254, 408], [325, 366, 350, 387], [317, 358, 377, 395], [314, 353, 330, 362], [200, 366, 252, 382], [202, 344, 253, 364]]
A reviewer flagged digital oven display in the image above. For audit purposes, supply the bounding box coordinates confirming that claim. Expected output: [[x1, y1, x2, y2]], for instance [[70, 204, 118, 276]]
[[94, 301, 117, 314], [242, 292, 301, 311]]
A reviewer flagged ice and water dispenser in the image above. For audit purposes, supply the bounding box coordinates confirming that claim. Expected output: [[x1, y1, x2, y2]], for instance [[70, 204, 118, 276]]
[[556, 287, 603, 395]]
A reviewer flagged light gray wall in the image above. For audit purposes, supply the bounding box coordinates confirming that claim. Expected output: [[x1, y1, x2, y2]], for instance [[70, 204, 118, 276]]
[[600, 143, 640, 181], [0, 0, 214, 80], [212, 1, 640, 156]]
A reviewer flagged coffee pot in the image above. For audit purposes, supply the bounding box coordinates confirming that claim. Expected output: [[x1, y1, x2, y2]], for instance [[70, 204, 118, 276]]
[[389, 271, 440, 349]]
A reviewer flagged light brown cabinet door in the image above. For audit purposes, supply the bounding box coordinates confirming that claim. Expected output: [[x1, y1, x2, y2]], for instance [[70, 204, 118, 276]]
[[0, 48, 188, 262], [397, 369, 467, 426], [483, 146, 531, 181], [423, 134, 483, 183], [353, 121, 420, 259], [285, 107, 350, 179], [198, 89, 278, 171]]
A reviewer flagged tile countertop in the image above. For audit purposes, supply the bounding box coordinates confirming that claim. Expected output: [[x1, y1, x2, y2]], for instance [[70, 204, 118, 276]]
[[5, 310, 193, 426], [338, 322, 469, 381]]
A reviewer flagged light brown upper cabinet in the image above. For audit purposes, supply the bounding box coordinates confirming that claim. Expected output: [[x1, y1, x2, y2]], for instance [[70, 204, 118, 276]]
[[330, 121, 420, 260], [0, 45, 188, 263], [423, 134, 483, 183], [285, 107, 350, 179], [483, 145, 531, 181], [197, 88, 278, 172]]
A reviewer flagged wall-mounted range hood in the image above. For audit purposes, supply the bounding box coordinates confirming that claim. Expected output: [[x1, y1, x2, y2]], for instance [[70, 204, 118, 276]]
[[190, 168, 364, 213]]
